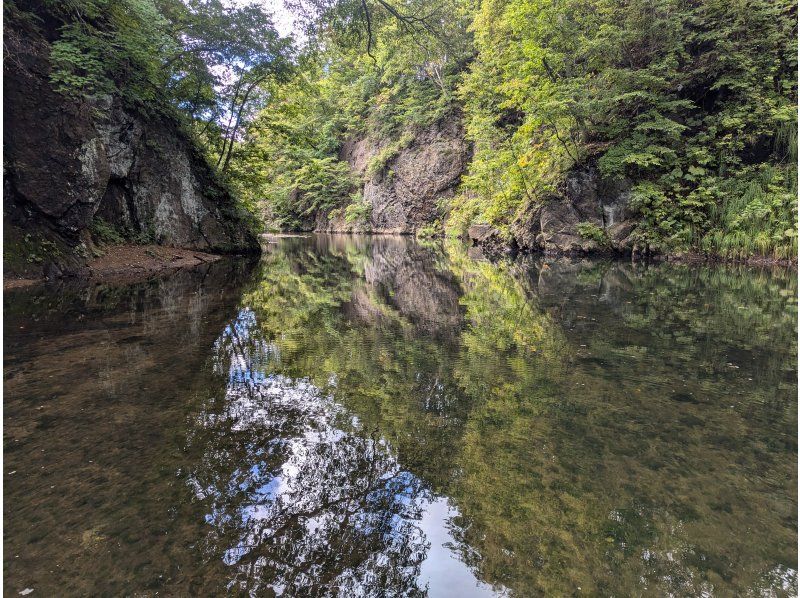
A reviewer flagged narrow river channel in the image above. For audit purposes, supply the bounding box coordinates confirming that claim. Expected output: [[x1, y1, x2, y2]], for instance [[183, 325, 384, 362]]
[[4, 235, 797, 596]]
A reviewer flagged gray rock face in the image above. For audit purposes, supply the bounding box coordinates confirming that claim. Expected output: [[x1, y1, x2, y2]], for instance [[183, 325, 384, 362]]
[[467, 224, 496, 244], [316, 114, 471, 234], [89, 100, 255, 251], [3, 25, 259, 277], [510, 166, 637, 254]]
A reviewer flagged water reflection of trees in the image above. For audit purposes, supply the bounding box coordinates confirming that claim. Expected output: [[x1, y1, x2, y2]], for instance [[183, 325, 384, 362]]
[[190, 236, 797, 597], [447, 250, 797, 596], [189, 312, 432, 596]]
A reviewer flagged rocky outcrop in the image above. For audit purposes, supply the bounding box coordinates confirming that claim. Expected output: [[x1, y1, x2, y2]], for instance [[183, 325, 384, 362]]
[[466, 223, 515, 257], [514, 166, 636, 253], [469, 166, 638, 257], [315, 114, 471, 234], [305, 111, 639, 258], [3, 17, 259, 278]]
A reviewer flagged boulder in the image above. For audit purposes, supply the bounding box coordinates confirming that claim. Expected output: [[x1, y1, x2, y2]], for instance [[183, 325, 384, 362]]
[[467, 224, 497, 244], [503, 166, 634, 255]]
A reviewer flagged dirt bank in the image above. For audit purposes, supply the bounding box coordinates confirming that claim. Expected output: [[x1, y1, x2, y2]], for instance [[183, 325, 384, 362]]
[[3, 245, 222, 290]]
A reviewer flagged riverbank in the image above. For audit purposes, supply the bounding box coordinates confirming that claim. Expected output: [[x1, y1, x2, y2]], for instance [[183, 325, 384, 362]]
[[461, 227, 795, 268], [273, 229, 798, 269], [3, 245, 222, 290]]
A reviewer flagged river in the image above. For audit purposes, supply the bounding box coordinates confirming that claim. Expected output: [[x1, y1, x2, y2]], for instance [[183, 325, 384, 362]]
[[4, 234, 797, 596]]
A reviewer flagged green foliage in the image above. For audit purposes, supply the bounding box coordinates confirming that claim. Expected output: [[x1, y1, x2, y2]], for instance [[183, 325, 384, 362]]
[[38, 0, 294, 114], [455, 0, 798, 257], [9, 0, 296, 227], [227, 0, 472, 228], [13, 0, 797, 258], [703, 164, 798, 259], [46, 0, 170, 102], [365, 132, 415, 179], [225, 65, 353, 229], [293, 158, 356, 215], [131, 223, 157, 245], [89, 216, 157, 246], [89, 217, 125, 245], [48, 24, 115, 96], [416, 221, 443, 239], [3, 226, 65, 274], [576, 222, 610, 248], [344, 193, 373, 224]]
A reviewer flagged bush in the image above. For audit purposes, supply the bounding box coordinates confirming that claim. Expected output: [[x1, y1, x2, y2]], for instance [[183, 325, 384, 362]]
[[576, 222, 611, 248], [416, 221, 443, 239], [365, 132, 415, 179], [344, 194, 372, 224], [89, 218, 125, 245]]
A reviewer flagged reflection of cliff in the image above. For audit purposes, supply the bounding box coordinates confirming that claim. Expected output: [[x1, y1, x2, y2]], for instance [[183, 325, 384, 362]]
[[359, 236, 463, 336], [232, 238, 795, 597], [257, 235, 465, 339], [3, 260, 256, 595], [513, 256, 798, 391], [244, 236, 473, 488]]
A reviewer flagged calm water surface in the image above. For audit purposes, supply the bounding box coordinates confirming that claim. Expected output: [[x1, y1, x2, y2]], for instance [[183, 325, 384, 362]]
[[4, 235, 797, 596]]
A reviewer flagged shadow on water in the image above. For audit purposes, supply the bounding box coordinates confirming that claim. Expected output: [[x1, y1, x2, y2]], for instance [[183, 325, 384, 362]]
[[4, 236, 797, 596]]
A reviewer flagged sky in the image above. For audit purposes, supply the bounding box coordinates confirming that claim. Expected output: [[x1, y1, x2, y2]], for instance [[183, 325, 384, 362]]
[[223, 0, 301, 39]]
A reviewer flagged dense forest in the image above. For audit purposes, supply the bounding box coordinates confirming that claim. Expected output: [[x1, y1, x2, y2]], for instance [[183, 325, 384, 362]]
[[4, 0, 798, 260]]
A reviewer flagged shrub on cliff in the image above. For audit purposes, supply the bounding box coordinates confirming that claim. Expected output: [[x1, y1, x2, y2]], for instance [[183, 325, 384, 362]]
[[457, 0, 797, 257]]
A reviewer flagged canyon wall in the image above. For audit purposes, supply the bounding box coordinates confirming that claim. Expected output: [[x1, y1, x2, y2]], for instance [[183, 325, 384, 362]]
[[314, 114, 471, 234], [4, 19, 259, 278]]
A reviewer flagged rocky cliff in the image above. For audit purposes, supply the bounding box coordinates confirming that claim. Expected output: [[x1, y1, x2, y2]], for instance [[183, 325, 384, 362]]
[[310, 112, 639, 257], [359, 236, 463, 336], [469, 165, 639, 258], [3, 17, 259, 279], [314, 114, 471, 234]]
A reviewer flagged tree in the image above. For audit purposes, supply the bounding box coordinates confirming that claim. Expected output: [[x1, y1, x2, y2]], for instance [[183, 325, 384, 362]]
[[22, 0, 297, 171], [456, 0, 797, 257], [159, 0, 296, 171]]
